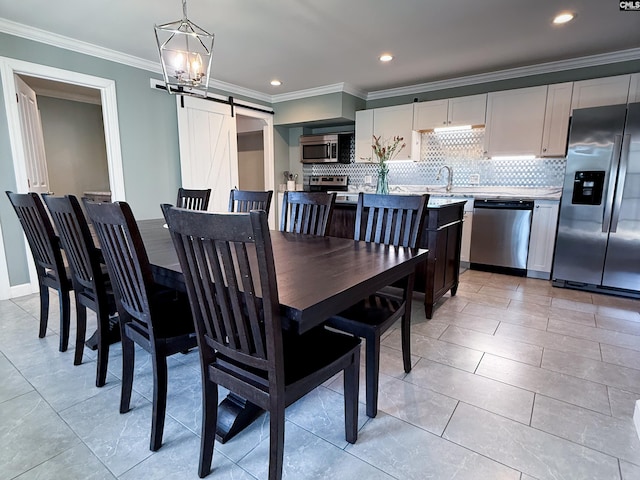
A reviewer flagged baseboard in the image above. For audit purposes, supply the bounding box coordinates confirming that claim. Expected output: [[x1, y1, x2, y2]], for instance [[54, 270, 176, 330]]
[[9, 282, 38, 299], [526, 270, 551, 280]]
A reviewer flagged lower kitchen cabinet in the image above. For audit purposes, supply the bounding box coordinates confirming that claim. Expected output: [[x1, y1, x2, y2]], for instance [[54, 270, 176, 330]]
[[328, 201, 465, 318], [527, 199, 560, 279]]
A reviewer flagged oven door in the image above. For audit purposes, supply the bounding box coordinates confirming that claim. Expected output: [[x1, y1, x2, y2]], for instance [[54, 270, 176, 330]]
[[301, 142, 337, 163]]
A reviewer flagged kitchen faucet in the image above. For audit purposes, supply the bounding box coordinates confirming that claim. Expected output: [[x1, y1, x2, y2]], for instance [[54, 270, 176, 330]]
[[436, 165, 453, 192]]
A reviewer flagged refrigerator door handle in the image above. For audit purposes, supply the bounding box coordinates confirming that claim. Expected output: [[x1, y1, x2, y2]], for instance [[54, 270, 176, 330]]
[[610, 134, 631, 233], [602, 134, 623, 233]]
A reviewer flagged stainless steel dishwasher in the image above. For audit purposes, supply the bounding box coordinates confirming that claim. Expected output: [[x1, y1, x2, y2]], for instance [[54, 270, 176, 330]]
[[469, 199, 534, 275]]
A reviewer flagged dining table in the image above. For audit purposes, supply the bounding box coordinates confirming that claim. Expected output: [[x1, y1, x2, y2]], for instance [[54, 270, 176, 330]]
[[136, 218, 429, 442]]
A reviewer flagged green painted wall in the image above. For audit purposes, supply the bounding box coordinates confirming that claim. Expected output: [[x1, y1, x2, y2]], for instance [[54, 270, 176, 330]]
[[274, 92, 364, 126], [0, 32, 268, 288]]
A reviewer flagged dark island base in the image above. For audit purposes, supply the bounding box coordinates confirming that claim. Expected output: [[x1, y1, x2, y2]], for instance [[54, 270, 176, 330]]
[[329, 200, 466, 318]]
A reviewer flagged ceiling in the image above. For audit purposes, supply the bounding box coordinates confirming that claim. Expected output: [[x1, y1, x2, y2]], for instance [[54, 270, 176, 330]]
[[1, 0, 639, 101]]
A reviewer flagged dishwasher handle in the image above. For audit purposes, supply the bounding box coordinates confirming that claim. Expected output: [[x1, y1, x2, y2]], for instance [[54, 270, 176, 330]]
[[473, 199, 534, 210]]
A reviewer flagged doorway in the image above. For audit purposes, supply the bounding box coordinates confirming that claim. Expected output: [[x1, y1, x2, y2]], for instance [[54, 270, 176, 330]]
[[0, 56, 125, 299], [17, 74, 111, 201]]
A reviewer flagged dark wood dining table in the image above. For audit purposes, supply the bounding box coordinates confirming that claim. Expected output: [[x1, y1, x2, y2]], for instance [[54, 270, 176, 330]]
[[136, 218, 428, 441]]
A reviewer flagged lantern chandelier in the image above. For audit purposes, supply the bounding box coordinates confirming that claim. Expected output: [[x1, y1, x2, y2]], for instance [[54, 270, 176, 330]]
[[154, 0, 215, 95]]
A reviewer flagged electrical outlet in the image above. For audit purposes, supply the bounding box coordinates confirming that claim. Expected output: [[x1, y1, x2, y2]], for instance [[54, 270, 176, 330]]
[[469, 174, 480, 185], [364, 174, 373, 184]]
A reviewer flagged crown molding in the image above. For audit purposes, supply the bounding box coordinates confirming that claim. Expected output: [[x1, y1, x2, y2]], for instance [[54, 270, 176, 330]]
[[367, 48, 640, 100], [31, 86, 101, 105], [0, 18, 159, 72], [0, 18, 272, 104], [206, 78, 272, 103], [271, 82, 367, 103], [3, 17, 639, 106]]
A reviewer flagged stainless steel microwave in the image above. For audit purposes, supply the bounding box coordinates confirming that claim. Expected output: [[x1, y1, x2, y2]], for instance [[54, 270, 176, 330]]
[[300, 133, 352, 164]]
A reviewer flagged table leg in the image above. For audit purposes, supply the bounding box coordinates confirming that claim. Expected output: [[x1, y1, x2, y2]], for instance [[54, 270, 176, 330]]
[[85, 314, 121, 350], [215, 393, 263, 443]]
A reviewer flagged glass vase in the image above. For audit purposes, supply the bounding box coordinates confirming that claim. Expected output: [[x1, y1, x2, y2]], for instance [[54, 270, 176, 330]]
[[376, 165, 389, 195]]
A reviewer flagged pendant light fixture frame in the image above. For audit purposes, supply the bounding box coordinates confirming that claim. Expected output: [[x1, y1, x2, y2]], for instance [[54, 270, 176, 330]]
[[154, 0, 215, 96]]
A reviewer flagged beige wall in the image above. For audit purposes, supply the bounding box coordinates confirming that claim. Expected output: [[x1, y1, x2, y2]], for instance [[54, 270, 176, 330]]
[[38, 96, 109, 200], [237, 131, 264, 191]]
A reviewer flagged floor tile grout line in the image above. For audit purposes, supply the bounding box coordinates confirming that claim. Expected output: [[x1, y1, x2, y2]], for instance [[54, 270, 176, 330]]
[[449, 399, 626, 475]]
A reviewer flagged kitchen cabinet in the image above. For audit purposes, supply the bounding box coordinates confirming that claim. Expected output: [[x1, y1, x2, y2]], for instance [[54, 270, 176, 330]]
[[629, 73, 640, 103], [570, 74, 631, 111], [328, 201, 464, 318], [541, 82, 573, 157], [526, 199, 559, 279], [354, 104, 414, 162], [460, 201, 474, 264], [484, 86, 548, 157], [355, 109, 374, 162], [413, 94, 487, 131]]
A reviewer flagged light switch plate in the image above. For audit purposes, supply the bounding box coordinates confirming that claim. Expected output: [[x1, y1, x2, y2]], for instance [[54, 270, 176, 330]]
[[469, 174, 480, 185], [364, 175, 373, 184]]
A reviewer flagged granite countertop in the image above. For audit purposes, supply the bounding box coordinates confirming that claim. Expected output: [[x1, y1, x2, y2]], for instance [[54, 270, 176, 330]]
[[344, 185, 562, 200]]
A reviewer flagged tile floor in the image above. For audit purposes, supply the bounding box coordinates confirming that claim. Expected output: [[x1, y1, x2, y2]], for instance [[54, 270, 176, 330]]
[[2, 270, 640, 479]]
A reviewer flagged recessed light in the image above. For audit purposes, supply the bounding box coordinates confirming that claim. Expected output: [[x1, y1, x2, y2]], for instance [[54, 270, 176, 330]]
[[270, 79, 282, 86], [379, 54, 393, 62], [553, 12, 574, 24]]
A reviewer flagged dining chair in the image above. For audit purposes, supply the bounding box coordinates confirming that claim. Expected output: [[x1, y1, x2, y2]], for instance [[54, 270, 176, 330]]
[[228, 188, 273, 214], [326, 192, 429, 417], [279, 191, 336, 236], [43, 194, 118, 387], [84, 199, 197, 451], [6, 191, 73, 352], [176, 187, 211, 211], [161, 205, 361, 480]]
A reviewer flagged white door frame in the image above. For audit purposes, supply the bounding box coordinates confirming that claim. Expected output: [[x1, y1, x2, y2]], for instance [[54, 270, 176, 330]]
[[0, 57, 125, 299], [233, 105, 276, 227]]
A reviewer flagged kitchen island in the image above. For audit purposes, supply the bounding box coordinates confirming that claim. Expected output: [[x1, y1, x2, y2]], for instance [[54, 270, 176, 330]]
[[328, 199, 466, 318]]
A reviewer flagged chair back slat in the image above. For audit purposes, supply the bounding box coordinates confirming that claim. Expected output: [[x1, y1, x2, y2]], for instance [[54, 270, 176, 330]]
[[356, 193, 429, 248], [163, 205, 280, 373], [84, 201, 154, 334], [6, 192, 66, 276], [176, 188, 211, 211], [279, 191, 335, 236], [44, 195, 98, 291], [228, 189, 273, 214]]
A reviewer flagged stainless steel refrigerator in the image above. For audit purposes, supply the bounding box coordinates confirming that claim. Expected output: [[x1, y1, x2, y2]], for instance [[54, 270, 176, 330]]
[[553, 102, 640, 297]]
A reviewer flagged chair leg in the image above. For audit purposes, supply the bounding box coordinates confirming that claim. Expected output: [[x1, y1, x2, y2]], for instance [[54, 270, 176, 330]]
[[38, 283, 49, 338], [343, 348, 360, 444], [150, 353, 168, 451], [120, 331, 135, 414], [198, 378, 218, 478], [95, 309, 110, 387], [74, 303, 87, 365], [401, 313, 412, 373], [402, 275, 415, 374], [365, 335, 380, 418], [58, 288, 71, 352], [268, 402, 285, 480]]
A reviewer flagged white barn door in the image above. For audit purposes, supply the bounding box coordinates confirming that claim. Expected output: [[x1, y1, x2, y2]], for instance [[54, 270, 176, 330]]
[[176, 95, 238, 212]]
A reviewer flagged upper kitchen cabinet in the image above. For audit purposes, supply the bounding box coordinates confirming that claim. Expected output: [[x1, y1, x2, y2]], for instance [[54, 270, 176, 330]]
[[484, 86, 548, 157], [355, 109, 374, 161], [413, 94, 487, 131], [540, 82, 573, 157], [355, 104, 414, 162], [629, 73, 640, 103], [570, 74, 631, 111]]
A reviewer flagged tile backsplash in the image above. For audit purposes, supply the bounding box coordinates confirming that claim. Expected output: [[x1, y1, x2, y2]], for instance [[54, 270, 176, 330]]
[[303, 128, 566, 189]]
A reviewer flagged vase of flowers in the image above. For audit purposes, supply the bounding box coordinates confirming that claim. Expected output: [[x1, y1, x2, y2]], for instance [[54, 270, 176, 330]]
[[372, 135, 405, 194]]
